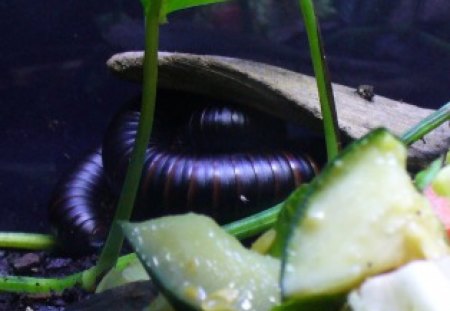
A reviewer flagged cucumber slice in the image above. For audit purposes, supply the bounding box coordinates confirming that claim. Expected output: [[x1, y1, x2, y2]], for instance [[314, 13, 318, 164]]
[[348, 257, 450, 311], [96, 256, 148, 293], [122, 213, 280, 311], [281, 129, 450, 303]]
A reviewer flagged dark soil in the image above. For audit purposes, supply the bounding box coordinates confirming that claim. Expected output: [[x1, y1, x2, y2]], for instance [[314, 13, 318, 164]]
[[0, 250, 97, 311]]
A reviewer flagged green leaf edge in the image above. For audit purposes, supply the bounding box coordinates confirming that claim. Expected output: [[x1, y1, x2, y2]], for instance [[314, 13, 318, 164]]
[[140, 0, 230, 22]]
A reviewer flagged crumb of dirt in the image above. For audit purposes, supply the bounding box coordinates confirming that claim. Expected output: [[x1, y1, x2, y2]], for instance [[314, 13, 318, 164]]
[[0, 286, 91, 311], [12, 253, 42, 274], [0, 249, 96, 310]]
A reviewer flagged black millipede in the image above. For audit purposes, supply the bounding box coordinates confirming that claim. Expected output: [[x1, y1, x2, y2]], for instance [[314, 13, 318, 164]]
[[49, 91, 320, 254], [48, 150, 115, 252]]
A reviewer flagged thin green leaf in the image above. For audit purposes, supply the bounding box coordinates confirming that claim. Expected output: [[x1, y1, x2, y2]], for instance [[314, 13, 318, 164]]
[[89, 0, 163, 289], [223, 203, 283, 240], [401, 102, 450, 145], [298, 0, 341, 161], [140, 0, 230, 22]]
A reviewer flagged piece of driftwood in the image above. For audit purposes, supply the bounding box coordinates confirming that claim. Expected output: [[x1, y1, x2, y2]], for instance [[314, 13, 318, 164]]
[[107, 51, 449, 170]]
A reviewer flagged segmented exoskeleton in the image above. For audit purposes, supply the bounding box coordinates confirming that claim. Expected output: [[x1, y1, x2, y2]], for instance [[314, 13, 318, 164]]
[[49, 92, 318, 254]]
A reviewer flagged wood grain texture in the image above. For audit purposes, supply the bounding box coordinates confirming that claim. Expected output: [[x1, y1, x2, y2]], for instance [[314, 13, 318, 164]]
[[107, 51, 449, 170]]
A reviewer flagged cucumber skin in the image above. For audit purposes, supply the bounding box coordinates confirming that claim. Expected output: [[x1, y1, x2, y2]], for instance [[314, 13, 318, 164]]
[[280, 128, 404, 301], [269, 184, 311, 257], [123, 214, 281, 311], [272, 293, 345, 311]]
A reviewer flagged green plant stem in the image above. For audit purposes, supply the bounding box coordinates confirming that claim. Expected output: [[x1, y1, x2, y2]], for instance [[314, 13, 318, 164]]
[[2, 99, 449, 292], [0, 272, 82, 294], [0, 207, 280, 254], [0, 253, 137, 294], [223, 203, 282, 239], [86, 0, 162, 289], [0, 203, 281, 293], [0, 233, 55, 250], [401, 102, 450, 145], [298, 0, 340, 161]]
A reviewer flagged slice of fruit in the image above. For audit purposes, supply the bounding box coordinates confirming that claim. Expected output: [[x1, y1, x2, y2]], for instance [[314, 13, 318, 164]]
[[281, 129, 450, 304], [348, 256, 450, 311], [122, 213, 280, 311], [96, 255, 149, 293], [420, 159, 450, 237], [424, 186, 450, 237], [417, 157, 450, 236]]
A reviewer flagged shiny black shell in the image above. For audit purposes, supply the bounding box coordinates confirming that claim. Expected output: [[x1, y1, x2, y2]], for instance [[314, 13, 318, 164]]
[[49, 93, 318, 253], [48, 150, 115, 252]]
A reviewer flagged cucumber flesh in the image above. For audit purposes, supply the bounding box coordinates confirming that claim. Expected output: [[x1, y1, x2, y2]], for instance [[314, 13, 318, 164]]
[[122, 213, 280, 311], [281, 129, 450, 301], [96, 256, 149, 293], [348, 257, 450, 311]]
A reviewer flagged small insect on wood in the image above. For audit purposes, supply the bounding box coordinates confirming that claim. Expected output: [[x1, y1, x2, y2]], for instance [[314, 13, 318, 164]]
[[356, 85, 375, 102]]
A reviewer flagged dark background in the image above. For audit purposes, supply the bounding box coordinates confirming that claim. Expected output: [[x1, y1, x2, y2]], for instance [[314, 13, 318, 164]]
[[1, 0, 450, 233]]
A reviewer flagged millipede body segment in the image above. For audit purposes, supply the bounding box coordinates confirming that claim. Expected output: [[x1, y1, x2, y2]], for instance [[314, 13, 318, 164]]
[[49, 92, 319, 253]]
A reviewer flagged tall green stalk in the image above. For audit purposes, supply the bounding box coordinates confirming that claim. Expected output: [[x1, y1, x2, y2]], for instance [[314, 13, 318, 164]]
[[401, 102, 450, 145], [86, 0, 163, 289], [298, 0, 341, 161]]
